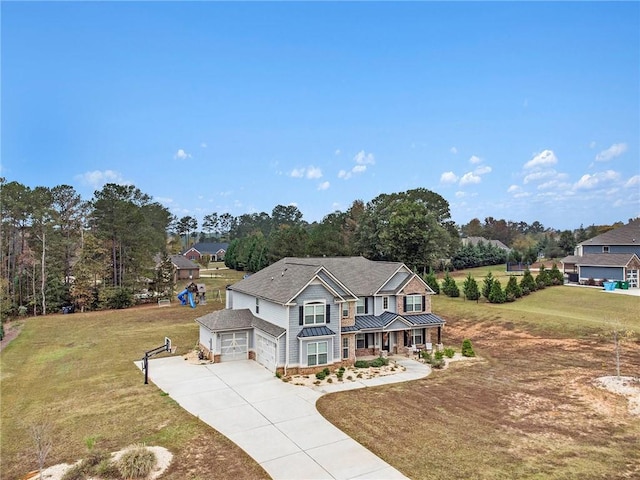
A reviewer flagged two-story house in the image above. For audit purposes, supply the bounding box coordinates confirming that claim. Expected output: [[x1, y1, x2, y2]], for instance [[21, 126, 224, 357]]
[[195, 256, 446, 375], [561, 219, 640, 287]]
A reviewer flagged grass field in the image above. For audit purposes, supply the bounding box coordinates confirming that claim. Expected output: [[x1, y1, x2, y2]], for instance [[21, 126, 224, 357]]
[[318, 283, 640, 480], [2, 267, 639, 479], [0, 268, 269, 479]]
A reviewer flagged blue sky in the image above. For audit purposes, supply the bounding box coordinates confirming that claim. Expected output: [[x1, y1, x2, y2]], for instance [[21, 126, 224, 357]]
[[2, 1, 638, 230]]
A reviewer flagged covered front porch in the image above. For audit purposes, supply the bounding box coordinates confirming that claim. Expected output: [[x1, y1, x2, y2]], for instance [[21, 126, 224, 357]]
[[343, 311, 445, 358]]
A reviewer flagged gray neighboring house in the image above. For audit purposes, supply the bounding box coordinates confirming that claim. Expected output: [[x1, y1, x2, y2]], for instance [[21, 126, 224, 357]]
[[561, 219, 640, 287], [195, 256, 446, 375]]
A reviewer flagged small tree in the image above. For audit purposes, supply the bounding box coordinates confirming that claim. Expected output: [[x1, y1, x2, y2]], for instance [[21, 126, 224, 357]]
[[504, 276, 522, 302], [536, 264, 552, 289], [482, 272, 495, 300], [488, 278, 506, 304], [549, 263, 564, 285], [441, 271, 460, 297], [423, 269, 440, 294], [29, 419, 53, 478], [520, 268, 536, 295], [463, 273, 480, 301]]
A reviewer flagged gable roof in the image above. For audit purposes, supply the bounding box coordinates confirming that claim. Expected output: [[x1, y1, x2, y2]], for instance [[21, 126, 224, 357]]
[[170, 255, 200, 270], [347, 312, 445, 332], [578, 219, 640, 247], [230, 256, 416, 305], [184, 242, 229, 255]]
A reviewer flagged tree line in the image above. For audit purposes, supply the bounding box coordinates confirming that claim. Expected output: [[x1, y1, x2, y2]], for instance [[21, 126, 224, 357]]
[[2, 177, 628, 317]]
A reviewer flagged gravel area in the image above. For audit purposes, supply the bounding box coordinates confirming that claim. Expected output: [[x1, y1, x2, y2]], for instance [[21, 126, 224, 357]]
[[594, 376, 640, 416]]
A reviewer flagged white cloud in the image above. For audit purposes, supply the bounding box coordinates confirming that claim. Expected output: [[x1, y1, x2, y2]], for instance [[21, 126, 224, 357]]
[[174, 149, 191, 160], [450, 147, 458, 154], [469, 155, 482, 164], [306, 166, 323, 179], [595, 143, 628, 162], [352, 165, 367, 174], [538, 180, 571, 190], [440, 171, 459, 184], [524, 149, 557, 169], [290, 168, 305, 178], [338, 169, 351, 180], [317, 181, 330, 191], [200, 142, 208, 148], [507, 185, 521, 193], [459, 172, 481, 186], [354, 150, 375, 165], [624, 175, 640, 188], [474, 165, 492, 175], [524, 169, 557, 184], [75, 170, 128, 188], [574, 170, 620, 190], [334, 149, 341, 156], [513, 191, 531, 198], [589, 141, 597, 149]]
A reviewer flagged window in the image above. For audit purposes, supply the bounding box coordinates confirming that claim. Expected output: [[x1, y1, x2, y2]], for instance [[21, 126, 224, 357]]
[[342, 337, 349, 359], [255, 298, 260, 314], [382, 296, 389, 310], [356, 298, 366, 315], [603, 246, 610, 253], [342, 303, 349, 318], [304, 302, 325, 325], [356, 333, 365, 349], [411, 328, 423, 345], [405, 294, 422, 312], [307, 341, 328, 366]]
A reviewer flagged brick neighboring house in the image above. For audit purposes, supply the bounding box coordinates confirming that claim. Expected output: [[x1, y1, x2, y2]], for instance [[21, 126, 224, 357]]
[[183, 242, 229, 262], [461, 236, 511, 252], [561, 219, 640, 287], [195, 256, 446, 375], [171, 255, 200, 282]]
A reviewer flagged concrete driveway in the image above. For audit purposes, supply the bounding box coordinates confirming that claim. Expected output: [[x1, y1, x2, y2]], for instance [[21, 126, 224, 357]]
[[140, 357, 415, 479]]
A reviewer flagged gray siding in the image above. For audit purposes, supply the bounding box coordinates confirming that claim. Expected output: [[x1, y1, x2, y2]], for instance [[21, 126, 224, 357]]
[[288, 284, 340, 367], [583, 245, 640, 256], [299, 337, 335, 367], [374, 295, 396, 315], [383, 271, 409, 291], [580, 266, 624, 281]]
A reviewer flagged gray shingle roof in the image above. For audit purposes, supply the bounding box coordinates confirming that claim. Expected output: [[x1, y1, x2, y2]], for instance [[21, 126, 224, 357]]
[[578, 219, 640, 247], [184, 242, 229, 255], [297, 326, 336, 338], [170, 255, 200, 270], [561, 253, 639, 267], [230, 256, 409, 304], [462, 236, 511, 251], [195, 308, 286, 337]]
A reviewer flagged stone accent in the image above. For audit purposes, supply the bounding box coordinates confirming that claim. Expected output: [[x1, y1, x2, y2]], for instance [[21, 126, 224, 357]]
[[397, 275, 433, 313], [248, 350, 256, 360], [341, 301, 355, 327]]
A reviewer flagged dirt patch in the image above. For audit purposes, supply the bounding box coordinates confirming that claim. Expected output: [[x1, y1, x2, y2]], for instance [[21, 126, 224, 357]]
[[0, 320, 24, 352]]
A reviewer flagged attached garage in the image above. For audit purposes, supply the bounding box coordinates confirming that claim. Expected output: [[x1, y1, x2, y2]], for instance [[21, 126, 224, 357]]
[[220, 331, 248, 361], [255, 331, 277, 371]]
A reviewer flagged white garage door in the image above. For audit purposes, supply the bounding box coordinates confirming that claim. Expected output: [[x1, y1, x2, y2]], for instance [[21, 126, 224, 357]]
[[220, 332, 248, 361], [255, 332, 277, 371]]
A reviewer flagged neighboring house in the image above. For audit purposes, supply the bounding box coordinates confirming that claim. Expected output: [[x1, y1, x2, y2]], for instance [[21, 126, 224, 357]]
[[461, 236, 511, 252], [171, 254, 200, 282], [561, 219, 640, 287], [183, 242, 229, 262], [195, 256, 446, 375]]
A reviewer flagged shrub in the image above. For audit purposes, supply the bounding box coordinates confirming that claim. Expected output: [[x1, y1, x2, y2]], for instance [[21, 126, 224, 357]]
[[323, 367, 330, 376], [62, 451, 112, 480], [117, 445, 156, 480], [326, 378, 333, 383], [434, 350, 444, 360], [441, 271, 460, 298], [431, 358, 445, 369], [505, 276, 522, 300], [461, 339, 475, 357], [421, 351, 432, 363], [520, 269, 537, 293], [423, 269, 440, 294], [443, 347, 455, 358], [550, 263, 564, 285], [370, 356, 389, 367], [336, 368, 344, 379], [354, 360, 369, 368], [482, 272, 495, 300], [315, 371, 326, 380]]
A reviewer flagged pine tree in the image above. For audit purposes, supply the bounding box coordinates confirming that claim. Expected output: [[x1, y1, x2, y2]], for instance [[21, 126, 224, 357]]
[[505, 275, 522, 301], [423, 269, 440, 294], [482, 271, 494, 300], [441, 271, 460, 297], [488, 278, 506, 303], [463, 273, 480, 301], [549, 263, 564, 285], [520, 269, 536, 295]]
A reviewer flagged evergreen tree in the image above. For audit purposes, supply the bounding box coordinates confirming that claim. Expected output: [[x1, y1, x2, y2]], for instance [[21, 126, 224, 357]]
[[482, 272, 495, 300], [549, 263, 564, 285], [441, 271, 460, 297], [536, 264, 552, 289], [423, 269, 440, 294], [520, 268, 537, 295], [504, 276, 522, 302], [488, 279, 506, 303], [462, 273, 480, 301]]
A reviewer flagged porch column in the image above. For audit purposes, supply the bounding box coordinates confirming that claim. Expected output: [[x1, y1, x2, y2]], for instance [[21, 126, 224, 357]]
[[437, 326, 442, 344]]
